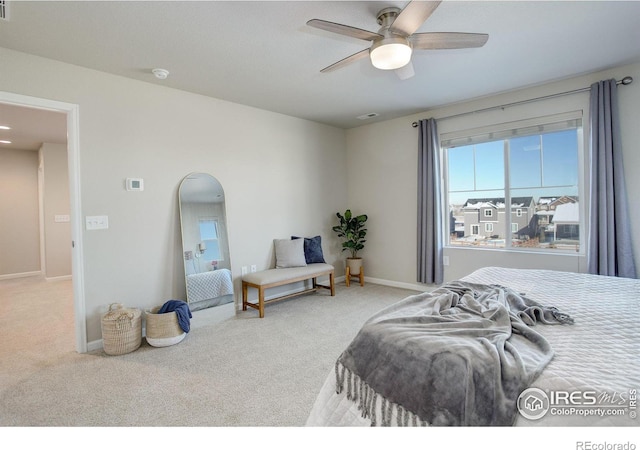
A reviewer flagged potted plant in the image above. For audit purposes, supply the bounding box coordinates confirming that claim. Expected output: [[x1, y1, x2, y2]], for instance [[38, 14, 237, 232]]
[[332, 209, 368, 276]]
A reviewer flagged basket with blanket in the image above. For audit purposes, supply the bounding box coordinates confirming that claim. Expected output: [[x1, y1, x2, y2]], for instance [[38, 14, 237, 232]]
[[145, 300, 192, 348]]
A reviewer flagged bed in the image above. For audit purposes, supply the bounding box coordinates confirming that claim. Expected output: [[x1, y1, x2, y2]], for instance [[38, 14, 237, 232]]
[[186, 269, 234, 310], [306, 267, 639, 426]]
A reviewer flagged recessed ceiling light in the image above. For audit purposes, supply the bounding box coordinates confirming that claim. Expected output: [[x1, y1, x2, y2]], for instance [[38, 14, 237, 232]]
[[0, 140, 12, 144], [0, 125, 10, 130]]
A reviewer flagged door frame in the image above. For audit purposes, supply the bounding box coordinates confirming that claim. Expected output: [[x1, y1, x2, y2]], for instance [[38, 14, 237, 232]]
[[1, 91, 86, 353]]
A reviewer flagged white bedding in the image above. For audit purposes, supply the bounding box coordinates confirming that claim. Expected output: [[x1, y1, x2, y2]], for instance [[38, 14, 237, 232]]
[[186, 269, 234, 303], [306, 267, 640, 426]]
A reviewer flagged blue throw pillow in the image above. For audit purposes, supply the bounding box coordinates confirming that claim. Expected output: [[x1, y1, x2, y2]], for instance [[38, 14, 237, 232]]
[[291, 235, 326, 264]]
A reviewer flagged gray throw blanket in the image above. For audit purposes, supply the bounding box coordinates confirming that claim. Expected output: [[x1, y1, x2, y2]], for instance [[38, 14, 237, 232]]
[[335, 281, 573, 426]]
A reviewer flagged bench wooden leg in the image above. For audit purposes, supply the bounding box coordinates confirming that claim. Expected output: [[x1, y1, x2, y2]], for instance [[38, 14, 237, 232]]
[[330, 271, 335, 296], [242, 282, 248, 311], [258, 287, 265, 318]]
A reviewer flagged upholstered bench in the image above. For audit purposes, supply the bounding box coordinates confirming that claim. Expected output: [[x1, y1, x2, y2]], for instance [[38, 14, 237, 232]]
[[242, 263, 335, 318]]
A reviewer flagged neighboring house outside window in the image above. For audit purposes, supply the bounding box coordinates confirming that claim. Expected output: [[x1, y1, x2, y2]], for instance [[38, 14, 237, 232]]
[[551, 202, 580, 241], [462, 197, 535, 241]]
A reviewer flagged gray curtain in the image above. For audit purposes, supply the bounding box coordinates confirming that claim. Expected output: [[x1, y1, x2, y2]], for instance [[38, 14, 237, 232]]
[[417, 118, 443, 284], [588, 79, 636, 278]]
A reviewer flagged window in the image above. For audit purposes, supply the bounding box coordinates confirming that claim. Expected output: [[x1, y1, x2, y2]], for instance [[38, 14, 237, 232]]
[[444, 115, 582, 252], [199, 218, 223, 261]]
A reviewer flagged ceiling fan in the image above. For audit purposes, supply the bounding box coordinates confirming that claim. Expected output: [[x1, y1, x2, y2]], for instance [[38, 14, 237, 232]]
[[306, 0, 488, 80]]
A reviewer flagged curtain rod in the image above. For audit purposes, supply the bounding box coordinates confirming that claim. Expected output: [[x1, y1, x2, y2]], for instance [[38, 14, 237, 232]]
[[411, 76, 633, 127]]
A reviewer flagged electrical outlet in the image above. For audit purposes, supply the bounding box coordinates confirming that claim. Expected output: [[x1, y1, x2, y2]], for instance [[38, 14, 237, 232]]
[[443, 256, 450, 266], [241, 266, 248, 275], [251, 265, 257, 273]]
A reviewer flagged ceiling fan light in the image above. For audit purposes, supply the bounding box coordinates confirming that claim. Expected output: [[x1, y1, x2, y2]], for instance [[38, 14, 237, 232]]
[[370, 39, 412, 70]]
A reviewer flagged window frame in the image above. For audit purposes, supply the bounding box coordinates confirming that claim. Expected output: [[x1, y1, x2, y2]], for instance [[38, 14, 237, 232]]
[[442, 111, 585, 255], [198, 217, 225, 262]]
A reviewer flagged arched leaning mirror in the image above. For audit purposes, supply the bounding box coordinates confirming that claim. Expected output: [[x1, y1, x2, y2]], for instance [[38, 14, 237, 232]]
[[179, 173, 233, 311]]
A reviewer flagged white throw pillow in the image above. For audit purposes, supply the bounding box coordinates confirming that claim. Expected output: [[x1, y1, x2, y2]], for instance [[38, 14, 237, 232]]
[[274, 238, 307, 268]]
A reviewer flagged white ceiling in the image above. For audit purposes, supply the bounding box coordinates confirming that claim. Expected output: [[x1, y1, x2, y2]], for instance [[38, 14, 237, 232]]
[[0, 102, 67, 151], [1, 0, 640, 150]]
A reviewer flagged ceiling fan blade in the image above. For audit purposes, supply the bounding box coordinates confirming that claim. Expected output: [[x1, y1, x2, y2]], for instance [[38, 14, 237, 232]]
[[307, 19, 382, 41], [320, 49, 370, 73], [410, 32, 489, 49], [389, 1, 442, 36], [395, 61, 415, 80]]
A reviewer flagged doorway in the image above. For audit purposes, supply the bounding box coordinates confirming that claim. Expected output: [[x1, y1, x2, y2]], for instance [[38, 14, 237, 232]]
[[0, 91, 86, 353]]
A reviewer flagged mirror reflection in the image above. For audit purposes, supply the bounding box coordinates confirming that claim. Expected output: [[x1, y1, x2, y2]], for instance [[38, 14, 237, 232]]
[[179, 173, 233, 311]]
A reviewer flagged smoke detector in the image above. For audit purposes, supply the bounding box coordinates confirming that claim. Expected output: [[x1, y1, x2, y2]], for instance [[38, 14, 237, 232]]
[[152, 68, 169, 80]]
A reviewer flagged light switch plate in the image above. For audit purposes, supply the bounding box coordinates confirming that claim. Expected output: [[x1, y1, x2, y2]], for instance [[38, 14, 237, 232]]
[[86, 215, 109, 230]]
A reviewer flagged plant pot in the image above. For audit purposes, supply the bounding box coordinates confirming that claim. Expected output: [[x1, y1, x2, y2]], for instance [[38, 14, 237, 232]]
[[346, 257, 363, 275]]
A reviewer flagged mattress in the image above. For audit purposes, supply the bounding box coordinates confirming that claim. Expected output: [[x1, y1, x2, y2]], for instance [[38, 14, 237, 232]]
[[306, 267, 640, 426]]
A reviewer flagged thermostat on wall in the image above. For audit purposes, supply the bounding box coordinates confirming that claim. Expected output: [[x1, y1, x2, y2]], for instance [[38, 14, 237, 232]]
[[126, 178, 144, 191]]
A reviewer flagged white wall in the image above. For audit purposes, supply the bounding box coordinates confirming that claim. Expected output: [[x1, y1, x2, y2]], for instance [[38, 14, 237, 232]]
[[0, 143, 71, 279], [41, 143, 72, 279], [0, 148, 40, 276], [1, 47, 348, 344], [347, 62, 640, 286]]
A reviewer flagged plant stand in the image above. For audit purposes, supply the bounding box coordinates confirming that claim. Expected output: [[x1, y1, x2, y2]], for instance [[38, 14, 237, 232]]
[[345, 265, 364, 287]]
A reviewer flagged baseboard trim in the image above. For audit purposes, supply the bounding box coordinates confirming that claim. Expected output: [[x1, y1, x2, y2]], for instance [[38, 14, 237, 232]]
[[0, 271, 42, 281], [45, 275, 72, 282], [364, 276, 433, 292], [87, 339, 103, 353]]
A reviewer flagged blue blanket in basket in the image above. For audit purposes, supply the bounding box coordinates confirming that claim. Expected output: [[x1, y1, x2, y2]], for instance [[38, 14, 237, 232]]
[[158, 300, 192, 333]]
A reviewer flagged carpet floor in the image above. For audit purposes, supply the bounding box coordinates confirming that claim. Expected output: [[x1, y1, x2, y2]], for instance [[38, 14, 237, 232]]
[[0, 276, 418, 426]]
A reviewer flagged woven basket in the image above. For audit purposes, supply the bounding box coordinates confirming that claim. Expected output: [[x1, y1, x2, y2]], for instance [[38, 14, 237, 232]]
[[145, 306, 186, 348], [101, 303, 142, 356]]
